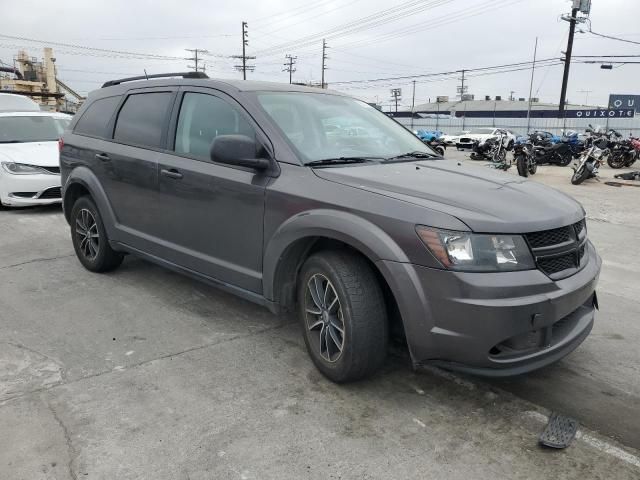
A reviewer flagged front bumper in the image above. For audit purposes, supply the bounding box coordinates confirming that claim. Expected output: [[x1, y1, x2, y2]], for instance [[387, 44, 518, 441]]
[[377, 241, 601, 376], [0, 173, 61, 207]]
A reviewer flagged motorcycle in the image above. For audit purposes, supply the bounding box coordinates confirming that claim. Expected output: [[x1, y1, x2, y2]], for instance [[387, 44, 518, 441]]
[[607, 137, 639, 169], [571, 136, 610, 185], [529, 133, 573, 166], [514, 141, 537, 177], [424, 137, 446, 156]]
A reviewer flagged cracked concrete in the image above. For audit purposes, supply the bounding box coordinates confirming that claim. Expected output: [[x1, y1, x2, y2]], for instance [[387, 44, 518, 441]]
[[1, 164, 640, 478]]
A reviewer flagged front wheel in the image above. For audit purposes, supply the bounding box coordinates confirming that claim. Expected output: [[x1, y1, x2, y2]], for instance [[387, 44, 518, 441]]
[[516, 155, 528, 177], [607, 152, 626, 169], [571, 164, 590, 185], [70, 196, 124, 272], [298, 250, 388, 383]]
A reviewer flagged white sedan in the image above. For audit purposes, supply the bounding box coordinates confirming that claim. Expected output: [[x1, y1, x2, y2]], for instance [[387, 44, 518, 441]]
[[440, 130, 469, 146], [455, 128, 517, 150], [0, 111, 71, 207]]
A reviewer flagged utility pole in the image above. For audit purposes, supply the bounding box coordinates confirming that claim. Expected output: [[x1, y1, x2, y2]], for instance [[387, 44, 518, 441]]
[[232, 21, 256, 79], [457, 69, 467, 99], [509, 90, 516, 101], [185, 48, 209, 72], [321, 39, 329, 89], [559, 7, 579, 113], [410, 80, 416, 130], [283, 54, 297, 84], [390, 88, 402, 114], [526, 37, 538, 134]]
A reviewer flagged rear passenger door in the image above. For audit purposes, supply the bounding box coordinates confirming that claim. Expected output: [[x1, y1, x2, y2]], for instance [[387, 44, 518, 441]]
[[100, 88, 175, 243], [153, 88, 269, 293]]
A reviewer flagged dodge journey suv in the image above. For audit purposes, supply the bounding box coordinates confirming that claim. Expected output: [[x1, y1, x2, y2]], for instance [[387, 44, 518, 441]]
[[60, 72, 601, 382]]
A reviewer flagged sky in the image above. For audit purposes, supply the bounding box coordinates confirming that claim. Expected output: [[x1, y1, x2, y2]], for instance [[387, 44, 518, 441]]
[[1, 0, 639, 109]]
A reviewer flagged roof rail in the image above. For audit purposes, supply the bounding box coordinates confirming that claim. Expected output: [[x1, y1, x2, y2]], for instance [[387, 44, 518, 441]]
[[101, 71, 208, 88]]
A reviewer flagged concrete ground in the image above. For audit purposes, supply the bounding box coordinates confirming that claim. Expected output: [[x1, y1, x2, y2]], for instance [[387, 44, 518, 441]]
[[1, 155, 639, 479]]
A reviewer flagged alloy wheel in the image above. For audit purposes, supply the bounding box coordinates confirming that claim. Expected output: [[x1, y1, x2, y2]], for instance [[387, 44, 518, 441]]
[[75, 208, 100, 260], [304, 273, 345, 363]]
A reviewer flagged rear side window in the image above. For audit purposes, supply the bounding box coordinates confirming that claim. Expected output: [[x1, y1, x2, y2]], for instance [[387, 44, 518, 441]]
[[74, 96, 120, 138], [113, 92, 172, 148]]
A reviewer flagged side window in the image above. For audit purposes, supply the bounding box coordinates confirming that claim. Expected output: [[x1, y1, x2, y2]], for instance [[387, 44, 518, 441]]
[[113, 92, 173, 148], [74, 96, 120, 138], [175, 92, 255, 160]]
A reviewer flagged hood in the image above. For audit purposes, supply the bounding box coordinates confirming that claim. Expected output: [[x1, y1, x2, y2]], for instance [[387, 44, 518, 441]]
[[0, 141, 59, 167], [313, 160, 584, 233]]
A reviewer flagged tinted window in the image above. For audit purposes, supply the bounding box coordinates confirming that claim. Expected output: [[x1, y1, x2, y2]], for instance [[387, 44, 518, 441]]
[[114, 92, 172, 148], [175, 93, 255, 160], [74, 96, 120, 138]]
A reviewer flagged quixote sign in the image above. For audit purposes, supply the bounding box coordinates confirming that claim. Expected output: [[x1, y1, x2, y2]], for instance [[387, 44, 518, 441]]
[[573, 108, 635, 118], [608, 94, 640, 113]]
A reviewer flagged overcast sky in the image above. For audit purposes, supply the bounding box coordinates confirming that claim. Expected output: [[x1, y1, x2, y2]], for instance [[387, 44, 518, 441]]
[[1, 0, 638, 108]]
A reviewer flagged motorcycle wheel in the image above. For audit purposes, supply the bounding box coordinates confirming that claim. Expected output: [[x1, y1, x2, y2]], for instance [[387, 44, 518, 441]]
[[528, 160, 537, 175], [607, 152, 626, 169], [436, 146, 445, 156], [623, 153, 637, 168], [558, 150, 572, 167], [571, 165, 590, 185], [516, 155, 528, 177]]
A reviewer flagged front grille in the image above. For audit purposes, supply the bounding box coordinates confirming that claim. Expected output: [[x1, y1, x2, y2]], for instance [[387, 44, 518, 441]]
[[41, 166, 60, 174], [525, 220, 587, 279], [538, 254, 577, 275], [38, 187, 62, 199]]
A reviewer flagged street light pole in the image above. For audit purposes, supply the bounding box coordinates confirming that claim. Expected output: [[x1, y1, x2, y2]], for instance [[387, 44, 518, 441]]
[[526, 37, 538, 134]]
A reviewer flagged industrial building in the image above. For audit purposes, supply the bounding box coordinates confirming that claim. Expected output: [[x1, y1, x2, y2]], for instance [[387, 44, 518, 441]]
[[0, 48, 83, 112]]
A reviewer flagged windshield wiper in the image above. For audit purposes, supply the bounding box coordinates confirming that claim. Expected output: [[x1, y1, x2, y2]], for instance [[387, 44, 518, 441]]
[[305, 157, 380, 167], [383, 151, 439, 163]]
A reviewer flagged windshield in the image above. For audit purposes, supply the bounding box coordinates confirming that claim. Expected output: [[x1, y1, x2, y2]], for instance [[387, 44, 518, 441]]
[[468, 128, 495, 135], [256, 92, 435, 163], [0, 116, 62, 143]]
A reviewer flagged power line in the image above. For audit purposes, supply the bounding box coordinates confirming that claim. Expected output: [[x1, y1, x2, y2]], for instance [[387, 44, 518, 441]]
[[586, 29, 640, 46], [185, 48, 209, 73]]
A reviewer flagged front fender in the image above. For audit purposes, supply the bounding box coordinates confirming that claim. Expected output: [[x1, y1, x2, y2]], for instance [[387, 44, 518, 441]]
[[63, 166, 117, 238], [263, 209, 410, 302]]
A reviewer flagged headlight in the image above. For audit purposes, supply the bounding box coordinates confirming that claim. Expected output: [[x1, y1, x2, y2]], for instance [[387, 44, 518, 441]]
[[416, 226, 535, 272], [1, 162, 51, 175]]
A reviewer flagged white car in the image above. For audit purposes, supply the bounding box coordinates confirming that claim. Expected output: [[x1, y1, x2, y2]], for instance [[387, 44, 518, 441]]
[[455, 128, 517, 150], [0, 111, 71, 207], [440, 130, 470, 146]]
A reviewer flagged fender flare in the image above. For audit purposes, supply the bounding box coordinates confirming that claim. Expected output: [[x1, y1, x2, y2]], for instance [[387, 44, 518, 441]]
[[262, 209, 410, 303], [63, 166, 118, 238]]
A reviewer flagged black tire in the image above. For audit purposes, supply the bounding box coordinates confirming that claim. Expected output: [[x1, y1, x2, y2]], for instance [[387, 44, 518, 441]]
[[70, 196, 124, 272], [571, 165, 590, 185], [435, 146, 445, 156], [528, 160, 537, 175], [607, 152, 626, 169], [558, 150, 572, 167], [516, 155, 528, 177], [298, 250, 388, 383]]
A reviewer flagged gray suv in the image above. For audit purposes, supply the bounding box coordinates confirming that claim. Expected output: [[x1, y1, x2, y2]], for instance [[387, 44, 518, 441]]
[[60, 73, 601, 382]]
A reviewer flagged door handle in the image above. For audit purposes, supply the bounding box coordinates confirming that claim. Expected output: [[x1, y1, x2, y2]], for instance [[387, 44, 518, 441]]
[[95, 153, 110, 162], [161, 168, 183, 180]]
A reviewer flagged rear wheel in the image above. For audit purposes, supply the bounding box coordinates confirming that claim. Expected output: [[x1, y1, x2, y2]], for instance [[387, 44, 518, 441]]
[[516, 155, 528, 177], [298, 250, 388, 383], [558, 150, 572, 166], [571, 164, 590, 185], [70, 196, 124, 272], [528, 159, 537, 175]]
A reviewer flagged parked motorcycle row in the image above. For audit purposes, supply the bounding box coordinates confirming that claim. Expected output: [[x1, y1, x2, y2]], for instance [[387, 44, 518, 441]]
[[466, 126, 638, 183]]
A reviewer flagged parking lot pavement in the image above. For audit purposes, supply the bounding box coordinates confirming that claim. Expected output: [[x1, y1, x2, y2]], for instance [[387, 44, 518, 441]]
[[1, 162, 640, 478]]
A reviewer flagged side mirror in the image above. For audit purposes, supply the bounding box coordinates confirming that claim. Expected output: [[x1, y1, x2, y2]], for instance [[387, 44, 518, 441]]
[[210, 135, 270, 171]]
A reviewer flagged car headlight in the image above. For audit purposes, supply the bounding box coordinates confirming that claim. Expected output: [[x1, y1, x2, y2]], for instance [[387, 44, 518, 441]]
[[1, 162, 51, 175], [416, 226, 535, 272]]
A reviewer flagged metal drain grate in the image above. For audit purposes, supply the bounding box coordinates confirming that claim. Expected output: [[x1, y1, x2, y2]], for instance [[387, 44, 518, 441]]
[[539, 412, 579, 449]]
